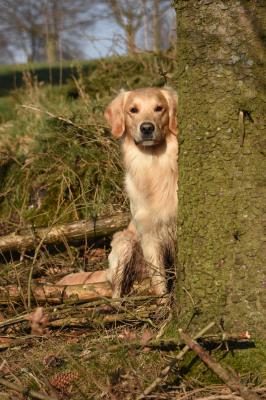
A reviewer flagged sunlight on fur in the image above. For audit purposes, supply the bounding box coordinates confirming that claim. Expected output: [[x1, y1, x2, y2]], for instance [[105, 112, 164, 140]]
[[105, 87, 178, 299]]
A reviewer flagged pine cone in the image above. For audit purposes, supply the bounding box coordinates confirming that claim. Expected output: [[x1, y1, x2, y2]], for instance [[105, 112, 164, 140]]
[[50, 371, 79, 391]]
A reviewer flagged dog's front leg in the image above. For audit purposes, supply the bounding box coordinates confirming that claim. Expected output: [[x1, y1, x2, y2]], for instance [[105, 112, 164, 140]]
[[107, 224, 141, 299], [141, 233, 167, 296]]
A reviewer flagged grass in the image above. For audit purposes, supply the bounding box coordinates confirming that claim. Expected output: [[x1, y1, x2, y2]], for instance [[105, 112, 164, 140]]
[[0, 52, 176, 229]]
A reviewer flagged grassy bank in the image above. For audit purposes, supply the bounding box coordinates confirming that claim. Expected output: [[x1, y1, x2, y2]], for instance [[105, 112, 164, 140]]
[[0, 52, 176, 231]]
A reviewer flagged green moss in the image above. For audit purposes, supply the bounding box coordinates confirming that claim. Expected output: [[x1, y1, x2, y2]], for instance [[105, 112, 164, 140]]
[[159, 317, 266, 382], [179, 340, 266, 384]]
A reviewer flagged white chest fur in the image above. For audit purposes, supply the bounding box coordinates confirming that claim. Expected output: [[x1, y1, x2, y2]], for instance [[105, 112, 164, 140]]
[[122, 136, 178, 233]]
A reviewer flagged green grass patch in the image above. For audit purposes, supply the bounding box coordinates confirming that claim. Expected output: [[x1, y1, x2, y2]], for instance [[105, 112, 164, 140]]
[[0, 52, 176, 227], [0, 96, 17, 122]]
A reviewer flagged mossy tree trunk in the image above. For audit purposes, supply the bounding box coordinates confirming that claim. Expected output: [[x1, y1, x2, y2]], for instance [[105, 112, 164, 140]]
[[174, 0, 266, 337]]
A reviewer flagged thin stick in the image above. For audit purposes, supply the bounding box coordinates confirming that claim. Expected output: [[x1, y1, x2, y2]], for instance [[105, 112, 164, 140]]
[[0, 295, 158, 330], [179, 329, 260, 400], [195, 395, 242, 400], [137, 322, 215, 399], [0, 377, 57, 400], [21, 104, 87, 132], [176, 386, 238, 400]]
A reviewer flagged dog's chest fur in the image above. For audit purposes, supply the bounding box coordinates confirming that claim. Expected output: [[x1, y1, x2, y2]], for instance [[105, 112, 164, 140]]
[[122, 135, 178, 230]]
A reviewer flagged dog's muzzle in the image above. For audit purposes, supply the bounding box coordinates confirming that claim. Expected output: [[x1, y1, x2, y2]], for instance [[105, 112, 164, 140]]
[[137, 122, 157, 146], [140, 122, 155, 138]]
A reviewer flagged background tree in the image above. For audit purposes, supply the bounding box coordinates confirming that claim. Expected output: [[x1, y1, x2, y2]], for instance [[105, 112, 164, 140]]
[[0, 0, 175, 63], [102, 0, 174, 54], [0, 0, 98, 63], [150, 0, 173, 51], [104, 0, 143, 54], [173, 0, 266, 337], [0, 29, 14, 63]]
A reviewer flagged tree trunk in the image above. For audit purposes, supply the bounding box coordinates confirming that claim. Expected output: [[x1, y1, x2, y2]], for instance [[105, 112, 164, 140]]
[[46, 33, 58, 64], [125, 23, 137, 54], [152, 0, 161, 51], [174, 0, 266, 337]]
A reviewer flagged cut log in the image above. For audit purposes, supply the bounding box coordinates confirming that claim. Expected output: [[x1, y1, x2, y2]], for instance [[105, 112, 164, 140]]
[[0, 212, 130, 253], [0, 272, 153, 305], [0, 281, 112, 305]]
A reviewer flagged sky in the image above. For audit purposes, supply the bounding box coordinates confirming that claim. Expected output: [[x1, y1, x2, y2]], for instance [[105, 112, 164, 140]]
[[82, 20, 126, 59], [14, 19, 125, 63]]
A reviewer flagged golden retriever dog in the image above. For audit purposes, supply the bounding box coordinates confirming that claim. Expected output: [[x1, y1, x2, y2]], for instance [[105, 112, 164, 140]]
[[105, 87, 178, 299]]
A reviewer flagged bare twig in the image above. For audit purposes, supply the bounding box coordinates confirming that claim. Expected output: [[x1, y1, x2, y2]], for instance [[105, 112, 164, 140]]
[[0, 377, 57, 400], [194, 395, 242, 400], [176, 385, 238, 400], [137, 322, 215, 399], [179, 329, 260, 400], [21, 104, 87, 132], [49, 307, 156, 328], [0, 295, 158, 330]]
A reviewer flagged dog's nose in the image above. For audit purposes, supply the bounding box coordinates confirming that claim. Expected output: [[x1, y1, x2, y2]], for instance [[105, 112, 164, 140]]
[[140, 122, 155, 138]]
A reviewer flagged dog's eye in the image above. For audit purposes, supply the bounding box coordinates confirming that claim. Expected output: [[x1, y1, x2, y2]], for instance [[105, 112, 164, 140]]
[[155, 105, 163, 112], [130, 107, 138, 113]]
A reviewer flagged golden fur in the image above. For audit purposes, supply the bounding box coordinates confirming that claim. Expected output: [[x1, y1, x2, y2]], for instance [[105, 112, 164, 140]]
[[105, 87, 178, 298]]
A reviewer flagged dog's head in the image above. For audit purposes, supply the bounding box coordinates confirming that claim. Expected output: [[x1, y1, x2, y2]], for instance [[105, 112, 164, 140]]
[[104, 87, 178, 146]]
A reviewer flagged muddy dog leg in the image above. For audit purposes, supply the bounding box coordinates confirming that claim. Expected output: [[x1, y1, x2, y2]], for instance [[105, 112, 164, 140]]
[[107, 224, 144, 298]]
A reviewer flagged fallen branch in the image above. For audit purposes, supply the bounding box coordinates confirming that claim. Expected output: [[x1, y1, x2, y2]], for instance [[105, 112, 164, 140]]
[[137, 322, 215, 400], [0, 272, 155, 306], [0, 305, 156, 331], [48, 306, 156, 328], [194, 395, 242, 400], [0, 212, 129, 253], [0, 292, 158, 332], [0, 281, 112, 305], [0, 377, 57, 400], [179, 329, 260, 400]]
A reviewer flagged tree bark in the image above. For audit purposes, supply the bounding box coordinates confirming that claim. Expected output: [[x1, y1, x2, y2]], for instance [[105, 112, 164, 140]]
[[0, 213, 129, 253], [174, 1, 266, 337]]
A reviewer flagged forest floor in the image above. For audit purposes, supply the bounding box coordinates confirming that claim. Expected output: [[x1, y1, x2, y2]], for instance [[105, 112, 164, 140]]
[[0, 53, 265, 399]]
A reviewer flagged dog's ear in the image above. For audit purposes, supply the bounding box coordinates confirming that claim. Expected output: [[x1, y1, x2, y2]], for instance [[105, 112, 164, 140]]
[[104, 90, 129, 138], [160, 87, 178, 135]]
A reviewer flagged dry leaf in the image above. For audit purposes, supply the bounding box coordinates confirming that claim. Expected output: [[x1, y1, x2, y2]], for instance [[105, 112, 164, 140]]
[[117, 329, 137, 341], [239, 331, 251, 339], [26, 307, 48, 335], [140, 329, 153, 346]]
